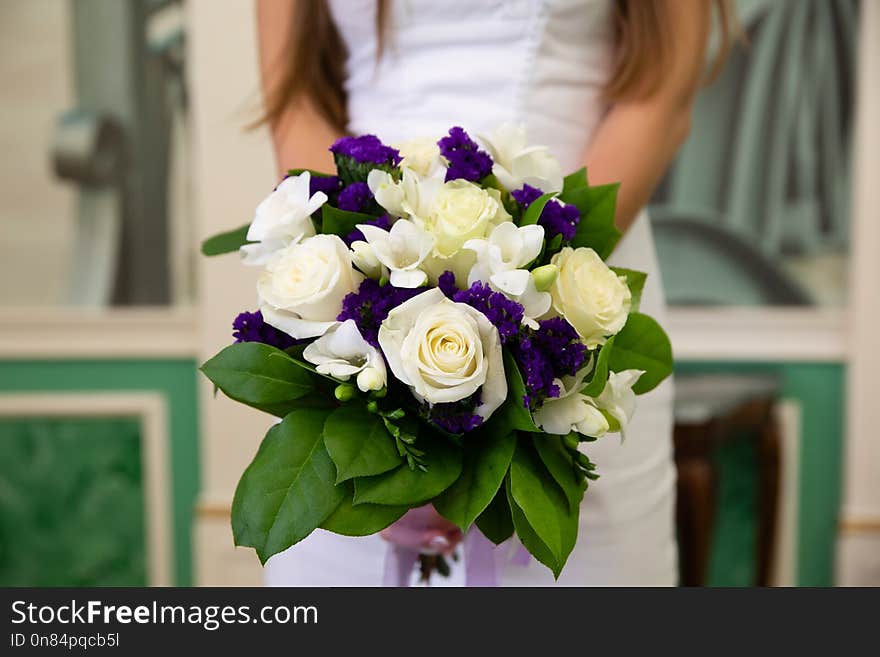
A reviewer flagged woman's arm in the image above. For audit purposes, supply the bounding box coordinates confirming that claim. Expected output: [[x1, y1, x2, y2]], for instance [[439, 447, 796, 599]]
[[255, 0, 341, 176], [584, 0, 713, 232]]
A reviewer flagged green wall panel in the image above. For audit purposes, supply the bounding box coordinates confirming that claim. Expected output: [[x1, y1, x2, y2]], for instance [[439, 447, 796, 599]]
[[0, 360, 199, 586], [676, 361, 844, 587], [0, 417, 146, 586]]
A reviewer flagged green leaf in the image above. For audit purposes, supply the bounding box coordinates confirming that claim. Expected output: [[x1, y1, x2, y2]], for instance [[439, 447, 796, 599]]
[[474, 485, 515, 545], [508, 441, 576, 572], [200, 342, 314, 415], [353, 435, 462, 506], [519, 193, 555, 226], [201, 224, 250, 256], [231, 409, 345, 563], [502, 350, 540, 432], [607, 312, 673, 394], [610, 267, 647, 313], [582, 337, 614, 398], [532, 435, 586, 512], [434, 430, 516, 531], [287, 168, 336, 179], [321, 204, 375, 239], [560, 167, 588, 198], [323, 406, 401, 483], [321, 484, 408, 536], [506, 477, 559, 576], [568, 183, 622, 259]]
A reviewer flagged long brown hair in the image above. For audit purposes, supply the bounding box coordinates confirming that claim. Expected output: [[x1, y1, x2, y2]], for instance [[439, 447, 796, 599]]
[[262, 0, 732, 134]]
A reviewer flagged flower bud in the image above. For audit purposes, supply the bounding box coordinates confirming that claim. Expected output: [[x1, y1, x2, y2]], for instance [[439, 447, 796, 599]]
[[334, 383, 356, 402], [531, 264, 558, 292], [356, 367, 385, 392]]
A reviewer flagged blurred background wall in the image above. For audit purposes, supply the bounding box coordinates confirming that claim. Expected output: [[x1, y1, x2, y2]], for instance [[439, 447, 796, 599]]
[[0, 0, 877, 587]]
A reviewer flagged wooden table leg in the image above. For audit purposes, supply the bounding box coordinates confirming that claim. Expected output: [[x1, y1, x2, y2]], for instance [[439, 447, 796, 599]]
[[756, 405, 781, 586]]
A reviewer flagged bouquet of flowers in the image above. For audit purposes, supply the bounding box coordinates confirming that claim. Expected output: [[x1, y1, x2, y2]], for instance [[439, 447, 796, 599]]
[[200, 124, 672, 580]]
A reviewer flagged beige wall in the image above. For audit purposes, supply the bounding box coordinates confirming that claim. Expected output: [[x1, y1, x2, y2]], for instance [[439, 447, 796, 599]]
[[188, 0, 274, 585]]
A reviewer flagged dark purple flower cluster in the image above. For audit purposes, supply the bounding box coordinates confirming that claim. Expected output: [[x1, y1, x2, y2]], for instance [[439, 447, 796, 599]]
[[452, 280, 524, 344], [427, 391, 484, 434], [232, 310, 298, 350], [337, 182, 373, 213], [344, 214, 392, 247], [330, 134, 401, 166], [437, 270, 459, 298], [512, 183, 580, 242], [308, 174, 341, 198], [438, 127, 493, 183], [511, 317, 587, 409], [337, 279, 424, 347]]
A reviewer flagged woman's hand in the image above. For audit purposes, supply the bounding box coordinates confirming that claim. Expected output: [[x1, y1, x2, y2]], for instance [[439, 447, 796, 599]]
[[380, 505, 463, 556]]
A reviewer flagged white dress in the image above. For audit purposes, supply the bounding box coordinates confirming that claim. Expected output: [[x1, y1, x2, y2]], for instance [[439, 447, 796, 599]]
[[265, 0, 678, 586]]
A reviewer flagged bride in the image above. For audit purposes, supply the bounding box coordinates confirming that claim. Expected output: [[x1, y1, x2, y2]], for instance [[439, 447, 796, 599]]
[[255, 0, 730, 586]]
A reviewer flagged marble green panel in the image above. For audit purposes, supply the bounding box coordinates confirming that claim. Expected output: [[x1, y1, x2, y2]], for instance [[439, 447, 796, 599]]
[[0, 360, 199, 585], [0, 417, 146, 586]]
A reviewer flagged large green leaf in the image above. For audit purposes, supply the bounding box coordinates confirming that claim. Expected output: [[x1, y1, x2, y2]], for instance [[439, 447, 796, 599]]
[[560, 167, 589, 198], [201, 223, 250, 256], [353, 435, 462, 506], [321, 484, 408, 536], [506, 477, 559, 576], [321, 205, 376, 239], [508, 441, 576, 573], [474, 485, 515, 545], [502, 351, 540, 432], [568, 183, 622, 259], [519, 193, 555, 227], [323, 406, 402, 483], [231, 409, 345, 563], [201, 342, 314, 415], [582, 337, 614, 398], [607, 312, 673, 394], [532, 435, 585, 512], [433, 430, 516, 531], [610, 267, 647, 314]]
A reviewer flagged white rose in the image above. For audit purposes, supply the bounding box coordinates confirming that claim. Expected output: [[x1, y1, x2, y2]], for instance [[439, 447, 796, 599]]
[[303, 319, 387, 392], [258, 234, 363, 339], [378, 288, 507, 420], [240, 173, 323, 265], [550, 246, 631, 348], [394, 137, 443, 177], [479, 123, 563, 194]]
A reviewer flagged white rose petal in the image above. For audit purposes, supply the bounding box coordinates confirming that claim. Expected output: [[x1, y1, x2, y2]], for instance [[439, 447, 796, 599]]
[[479, 123, 563, 194], [378, 288, 506, 421], [550, 246, 632, 348], [303, 319, 386, 391], [258, 234, 363, 339], [357, 220, 434, 289], [241, 173, 323, 265]]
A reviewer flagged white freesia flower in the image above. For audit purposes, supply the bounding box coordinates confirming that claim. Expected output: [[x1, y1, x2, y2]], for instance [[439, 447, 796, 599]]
[[479, 123, 563, 194], [394, 137, 444, 177], [240, 172, 323, 265], [303, 319, 387, 392], [350, 240, 384, 279], [356, 219, 435, 288], [533, 368, 643, 439], [367, 168, 436, 220], [258, 234, 363, 339], [550, 246, 632, 348], [463, 222, 550, 326], [378, 288, 507, 421]]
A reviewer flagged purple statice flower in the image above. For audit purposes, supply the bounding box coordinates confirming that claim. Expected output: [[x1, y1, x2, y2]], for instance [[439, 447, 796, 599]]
[[510, 317, 587, 409], [232, 310, 298, 350], [452, 281, 524, 344], [337, 182, 373, 213], [438, 126, 493, 183], [511, 184, 543, 208], [308, 174, 341, 197], [337, 279, 424, 347], [427, 391, 484, 434], [513, 184, 580, 242], [437, 270, 459, 298], [330, 134, 401, 166], [344, 214, 392, 247]]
